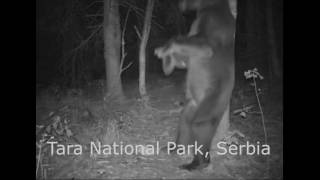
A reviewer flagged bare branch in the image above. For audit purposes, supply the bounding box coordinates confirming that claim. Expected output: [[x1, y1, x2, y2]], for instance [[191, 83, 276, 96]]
[[134, 26, 142, 40], [85, 14, 103, 17], [85, 0, 103, 10], [120, 0, 164, 31], [120, 1, 144, 16], [151, 19, 165, 30], [121, 8, 131, 44], [120, 61, 133, 74], [68, 25, 102, 55], [120, 53, 127, 70], [120, 8, 133, 74], [87, 25, 102, 29]]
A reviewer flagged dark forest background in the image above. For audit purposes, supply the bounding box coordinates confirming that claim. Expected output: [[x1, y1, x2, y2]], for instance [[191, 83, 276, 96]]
[[36, 0, 282, 89], [36, 1, 283, 179]]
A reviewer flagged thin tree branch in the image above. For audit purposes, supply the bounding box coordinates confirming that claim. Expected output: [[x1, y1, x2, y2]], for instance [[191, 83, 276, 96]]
[[120, 61, 133, 74], [134, 25, 142, 40], [120, 8, 133, 74], [68, 25, 102, 55], [85, 14, 103, 17], [85, 0, 103, 10], [120, 0, 164, 31]]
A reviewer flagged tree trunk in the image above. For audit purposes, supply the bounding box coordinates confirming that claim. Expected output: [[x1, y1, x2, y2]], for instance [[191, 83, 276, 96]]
[[138, 0, 155, 98], [266, 0, 281, 80], [104, 0, 124, 100]]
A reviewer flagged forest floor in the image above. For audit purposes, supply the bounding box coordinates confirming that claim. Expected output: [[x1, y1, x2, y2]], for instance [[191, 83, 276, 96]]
[[36, 72, 283, 179]]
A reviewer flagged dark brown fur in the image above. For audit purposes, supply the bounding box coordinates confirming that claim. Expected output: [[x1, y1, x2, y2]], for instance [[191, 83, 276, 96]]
[[154, 0, 235, 171]]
